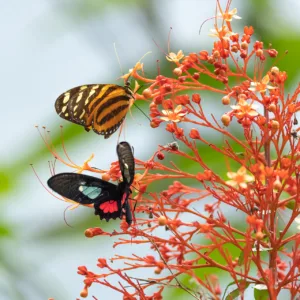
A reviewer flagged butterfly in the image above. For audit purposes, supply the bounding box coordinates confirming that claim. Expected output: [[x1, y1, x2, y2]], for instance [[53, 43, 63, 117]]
[[47, 141, 135, 224], [55, 82, 134, 139]]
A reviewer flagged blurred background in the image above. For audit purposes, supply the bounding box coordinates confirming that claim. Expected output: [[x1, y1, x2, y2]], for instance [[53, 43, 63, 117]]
[[1, 0, 300, 299]]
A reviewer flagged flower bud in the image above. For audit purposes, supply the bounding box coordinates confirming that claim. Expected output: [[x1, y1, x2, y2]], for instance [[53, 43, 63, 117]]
[[241, 42, 248, 50], [173, 68, 182, 76], [166, 123, 175, 133], [162, 99, 173, 109], [240, 50, 247, 59], [153, 96, 163, 105], [255, 231, 265, 240], [288, 103, 295, 113], [175, 95, 190, 105], [143, 88, 152, 99], [199, 50, 208, 60], [80, 287, 88, 298], [268, 49, 278, 57], [256, 49, 263, 57], [77, 266, 88, 275], [189, 128, 200, 139], [156, 151, 165, 160], [163, 83, 172, 92], [222, 95, 230, 105], [257, 116, 266, 126], [207, 56, 214, 64], [231, 45, 238, 53], [192, 94, 201, 104], [193, 72, 199, 80], [97, 258, 108, 268], [270, 120, 279, 131], [221, 114, 231, 126], [149, 102, 157, 109], [150, 118, 162, 128], [178, 76, 187, 82], [270, 66, 279, 76], [158, 215, 167, 226], [85, 229, 94, 238], [213, 50, 220, 58], [268, 103, 276, 113]]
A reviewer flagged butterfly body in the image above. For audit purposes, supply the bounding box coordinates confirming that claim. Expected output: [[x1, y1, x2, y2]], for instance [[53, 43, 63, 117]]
[[55, 83, 134, 138]]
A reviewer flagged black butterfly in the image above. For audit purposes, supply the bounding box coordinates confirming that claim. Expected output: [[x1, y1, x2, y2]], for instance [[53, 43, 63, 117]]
[[47, 141, 135, 225]]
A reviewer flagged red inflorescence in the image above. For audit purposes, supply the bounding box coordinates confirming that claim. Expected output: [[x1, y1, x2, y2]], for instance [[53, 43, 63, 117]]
[[47, 1, 300, 299]]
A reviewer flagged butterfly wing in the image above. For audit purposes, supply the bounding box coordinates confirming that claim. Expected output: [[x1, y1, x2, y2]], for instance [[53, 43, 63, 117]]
[[55, 85, 96, 128], [47, 173, 122, 221], [55, 84, 134, 139], [117, 141, 135, 185], [123, 192, 133, 225], [116, 141, 135, 225]]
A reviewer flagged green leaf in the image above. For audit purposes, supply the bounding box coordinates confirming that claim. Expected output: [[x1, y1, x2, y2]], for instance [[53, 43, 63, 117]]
[[254, 284, 269, 300], [223, 280, 251, 300], [285, 200, 296, 210], [238, 251, 244, 266], [225, 288, 242, 300]]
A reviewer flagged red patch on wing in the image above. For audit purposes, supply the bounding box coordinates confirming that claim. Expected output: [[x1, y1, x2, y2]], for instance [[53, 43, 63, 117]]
[[99, 200, 118, 213]]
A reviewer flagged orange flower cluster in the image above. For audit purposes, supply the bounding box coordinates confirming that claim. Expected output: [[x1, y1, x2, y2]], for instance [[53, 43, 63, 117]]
[[45, 1, 300, 299]]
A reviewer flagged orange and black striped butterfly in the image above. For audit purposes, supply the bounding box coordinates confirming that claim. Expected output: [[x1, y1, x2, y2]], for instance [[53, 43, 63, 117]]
[[55, 82, 134, 139]]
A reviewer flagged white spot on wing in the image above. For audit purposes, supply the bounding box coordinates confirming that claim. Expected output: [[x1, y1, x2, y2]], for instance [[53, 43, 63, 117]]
[[62, 93, 70, 104], [79, 109, 85, 119], [76, 92, 83, 103], [85, 89, 96, 105]]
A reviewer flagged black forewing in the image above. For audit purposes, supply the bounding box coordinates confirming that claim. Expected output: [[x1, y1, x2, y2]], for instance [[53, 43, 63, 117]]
[[47, 173, 118, 205], [117, 141, 135, 185], [116, 141, 135, 225]]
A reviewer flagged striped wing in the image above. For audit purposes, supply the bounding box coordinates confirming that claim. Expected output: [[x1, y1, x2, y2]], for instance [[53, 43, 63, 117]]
[[55, 84, 134, 138]]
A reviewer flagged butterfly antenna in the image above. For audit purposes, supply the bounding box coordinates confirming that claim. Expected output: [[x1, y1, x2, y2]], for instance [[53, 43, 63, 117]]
[[114, 42, 124, 77], [133, 102, 151, 122], [152, 38, 168, 57]]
